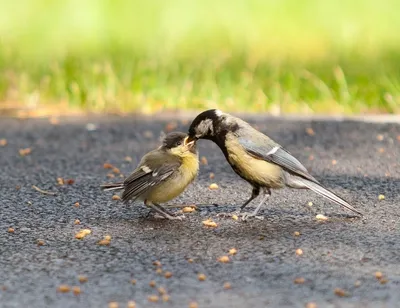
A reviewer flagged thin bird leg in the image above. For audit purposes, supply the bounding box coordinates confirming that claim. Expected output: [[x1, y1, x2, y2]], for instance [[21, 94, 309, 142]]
[[153, 203, 177, 216], [146, 203, 183, 220], [217, 186, 260, 218], [241, 188, 271, 221], [238, 186, 261, 212]]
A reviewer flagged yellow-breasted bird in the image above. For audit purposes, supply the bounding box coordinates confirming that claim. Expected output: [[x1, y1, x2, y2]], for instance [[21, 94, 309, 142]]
[[101, 132, 199, 220], [186, 109, 363, 220]]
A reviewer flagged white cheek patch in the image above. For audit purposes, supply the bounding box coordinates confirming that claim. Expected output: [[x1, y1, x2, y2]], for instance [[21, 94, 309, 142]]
[[141, 165, 152, 173], [197, 119, 214, 136]]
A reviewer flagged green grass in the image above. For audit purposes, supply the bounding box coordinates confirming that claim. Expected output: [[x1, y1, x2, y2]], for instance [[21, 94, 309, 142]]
[[1, 0, 400, 115]]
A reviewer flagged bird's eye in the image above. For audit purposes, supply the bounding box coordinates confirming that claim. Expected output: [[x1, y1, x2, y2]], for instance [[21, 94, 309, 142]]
[[176, 141, 182, 146]]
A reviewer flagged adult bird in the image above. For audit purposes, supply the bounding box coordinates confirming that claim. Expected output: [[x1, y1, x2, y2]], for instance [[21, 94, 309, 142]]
[[186, 109, 363, 220]]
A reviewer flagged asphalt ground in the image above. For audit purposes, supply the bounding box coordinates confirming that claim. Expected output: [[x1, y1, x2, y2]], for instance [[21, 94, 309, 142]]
[[0, 115, 399, 308]]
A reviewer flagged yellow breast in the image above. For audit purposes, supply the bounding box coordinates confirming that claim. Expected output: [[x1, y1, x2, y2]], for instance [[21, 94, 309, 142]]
[[225, 135, 284, 188], [147, 152, 199, 204]]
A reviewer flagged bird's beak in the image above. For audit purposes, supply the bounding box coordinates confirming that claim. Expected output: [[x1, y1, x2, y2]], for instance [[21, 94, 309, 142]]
[[184, 136, 196, 148]]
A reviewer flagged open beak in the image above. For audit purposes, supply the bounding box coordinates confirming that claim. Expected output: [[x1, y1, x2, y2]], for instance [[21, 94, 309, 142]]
[[184, 136, 196, 148]]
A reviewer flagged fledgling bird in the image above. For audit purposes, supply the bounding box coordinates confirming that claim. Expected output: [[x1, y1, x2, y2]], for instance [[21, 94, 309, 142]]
[[101, 132, 199, 220], [187, 109, 363, 219]]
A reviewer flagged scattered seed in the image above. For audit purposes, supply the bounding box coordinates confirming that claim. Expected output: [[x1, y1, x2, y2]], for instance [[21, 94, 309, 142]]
[[75, 229, 91, 239], [66, 179, 75, 185], [228, 248, 237, 255], [149, 280, 156, 287], [0, 139, 7, 146], [309, 155, 314, 161], [112, 167, 120, 174], [209, 183, 219, 190], [156, 268, 163, 274], [294, 231, 301, 237], [223, 282, 231, 289], [209, 172, 215, 179], [354, 280, 361, 287], [148, 295, 159, 302], [397, 135, 400, 142], [131, 279, 136, 285], [72, 286, 81, 295], [78, 275, 88, 283], [334, 288, 349, 297], [107, 173, 115, 178], [306, 128, 315, 136], [112, 195, 121, 201], [124, 156, 132, 162], [57, 177, 64, 185], [294, 277, 305, 284], [377, 134, 384, 141], [158, 287, 167, 295], [153, 260, 162, 267], [308, 202, 313, 206], [97, 239, 111, 246], [108, 302, 119, 308], [218, 255, 230, 263], [7, 227, 14, 233], [200, 156, 208, 165], [162, 294, 170, 302], [305, 302, 317, 308], [189, 301, 198, 308], [74, 202, 80, 207], [379, 278, 389, 284], [378, 194, 385, 201], [164, 271, 173, 279], [74, 219, 81, 225], [37, 239, 45, 246], [202, 218, 218, 228], [316, 214, 328, 221], [198, 273, 206, 281], [19, 148, 32, 156], [187, 258, 194, 263], [103, 163, 114, 169], [375, 271, 383, 279], [295, 248, 303, 256], [182, 206, 196, 213], [57, 285, 70, 293], [127, 301, 136, 308], [232, 215, 239, 221], [332, 160, 337, 165]]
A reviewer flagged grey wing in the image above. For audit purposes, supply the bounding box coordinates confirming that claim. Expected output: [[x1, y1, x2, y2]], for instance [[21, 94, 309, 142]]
[[122, 162, 180, 203], [238, 137, 319, 183]]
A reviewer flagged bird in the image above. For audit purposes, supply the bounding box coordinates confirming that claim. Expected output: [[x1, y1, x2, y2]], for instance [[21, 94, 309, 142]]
[[186, 109, 363, 220], [101, 131, 199, 220]]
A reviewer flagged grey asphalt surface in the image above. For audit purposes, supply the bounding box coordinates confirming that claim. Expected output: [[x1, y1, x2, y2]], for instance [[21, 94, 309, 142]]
[[0, 115, 399, 308]]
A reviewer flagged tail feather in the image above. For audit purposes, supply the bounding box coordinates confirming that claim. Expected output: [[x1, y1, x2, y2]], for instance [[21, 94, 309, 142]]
[[101, 182, 124, 191], [288, 176, 363, 216]]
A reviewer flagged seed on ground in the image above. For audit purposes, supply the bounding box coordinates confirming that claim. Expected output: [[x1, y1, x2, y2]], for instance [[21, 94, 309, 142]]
[[294, 231, 301, 236], [223, 282, 231, 289], [209, 183, 219, 190], [209, 173, 215, 179], [108, 302, 118, 308], [378, 194, 385, 201], [218, 256, 230, 263], [57, 285, 70, 293], [72, 286, 81, 295], [78, 275, 88, 283], [153, 260, 161, 267], [316, 214, 328, 221], [148, 295, 159, 302], [131, 279, 136, 285], [305, 303, 317, 308], [74, 219, 81, 225], [8, 227, 14, 233], [334, 288, 349, 297], [189, 302, 198, 308], [162, 294, 170, 302], [164, 271, 173, 279], [37, 239, 45, 246], [0, 139, 7, 146], [158, 287, 167, 295], [200, 156, 208, 165], [182, 206, 196, 213], [295, 249, 303, 256], [375, 271, 383, 279], [149, 280, 156, 287], [127, 301, 136, 308], [202, 218, 218, 228], [112, 195, 121, 200], [198, 273, 206, 281], [228, 248, 237, 255], [294, 277, 305, 284]]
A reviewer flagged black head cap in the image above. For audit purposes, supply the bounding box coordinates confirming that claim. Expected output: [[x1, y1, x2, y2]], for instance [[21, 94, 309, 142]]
[[162, 131, 187, 149]]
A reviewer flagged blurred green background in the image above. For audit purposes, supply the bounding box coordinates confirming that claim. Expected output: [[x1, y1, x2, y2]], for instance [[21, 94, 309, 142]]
[[1, 0, 400, 116]]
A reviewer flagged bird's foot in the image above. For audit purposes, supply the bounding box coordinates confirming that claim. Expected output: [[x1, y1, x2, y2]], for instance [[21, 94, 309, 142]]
[[240, 212, 264, 221], [153, 212, 185, 220], [216, 210, 241, 219]]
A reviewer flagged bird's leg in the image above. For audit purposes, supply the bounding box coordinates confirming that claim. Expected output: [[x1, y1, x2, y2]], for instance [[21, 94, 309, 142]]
[[241, 188, 271, 221], [146, 203, 183, 220], [217, 186, 260, 218]]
